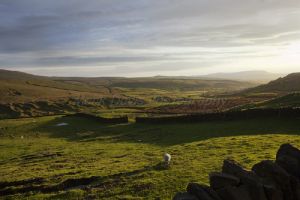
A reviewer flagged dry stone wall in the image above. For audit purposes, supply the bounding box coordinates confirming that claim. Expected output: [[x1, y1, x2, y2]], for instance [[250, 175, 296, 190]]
[[173, 144, 300, 200]]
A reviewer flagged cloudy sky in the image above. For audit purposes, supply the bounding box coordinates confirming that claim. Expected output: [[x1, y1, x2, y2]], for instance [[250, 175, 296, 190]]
[[0, 0, 300, 77]]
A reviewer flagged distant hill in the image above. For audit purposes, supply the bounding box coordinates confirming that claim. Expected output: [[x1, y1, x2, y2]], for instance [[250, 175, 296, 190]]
[[246, 73, 300, 94], [0, 69, 111, 104], [0, 69, 257, 103], [0, 69, 41, 80], [0, 69, 259, 118], [109, 78, 256, 91], [200, 70, 284, 83]]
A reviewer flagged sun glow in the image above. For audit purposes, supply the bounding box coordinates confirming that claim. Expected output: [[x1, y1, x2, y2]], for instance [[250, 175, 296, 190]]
[[280, 41, 300, 65]]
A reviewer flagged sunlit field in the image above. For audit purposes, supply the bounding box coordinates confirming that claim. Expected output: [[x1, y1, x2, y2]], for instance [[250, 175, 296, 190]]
[[1, 115, 300, 199]]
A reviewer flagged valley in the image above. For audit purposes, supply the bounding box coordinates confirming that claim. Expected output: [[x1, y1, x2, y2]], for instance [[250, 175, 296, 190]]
[[1, 69, 300, 199]]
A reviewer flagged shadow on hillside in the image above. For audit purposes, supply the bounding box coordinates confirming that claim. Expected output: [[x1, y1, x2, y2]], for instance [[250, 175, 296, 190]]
[[31, 115, 300, 146]]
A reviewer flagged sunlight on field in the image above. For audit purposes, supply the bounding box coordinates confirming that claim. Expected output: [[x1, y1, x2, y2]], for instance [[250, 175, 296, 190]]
[[1, 116, 300, 199]]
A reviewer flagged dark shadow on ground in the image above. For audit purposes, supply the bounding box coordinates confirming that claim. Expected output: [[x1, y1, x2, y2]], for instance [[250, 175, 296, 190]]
[[0, 162, 167, 196], [30, 115, 300, 146]]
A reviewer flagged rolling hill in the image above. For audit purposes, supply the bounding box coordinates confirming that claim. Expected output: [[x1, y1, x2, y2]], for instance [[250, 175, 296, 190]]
[[0, 69, 112, 103], [0, 69, 257, 104], [246, 72, 300, 94], [234, 92, 300, 110], [109, 78, 255, 91], [0, 69, 261, 118], [200, 70, 284, 83]]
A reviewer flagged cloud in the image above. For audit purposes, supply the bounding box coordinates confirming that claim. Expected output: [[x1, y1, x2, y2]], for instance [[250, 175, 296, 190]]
[[0, 0, 300, 76]]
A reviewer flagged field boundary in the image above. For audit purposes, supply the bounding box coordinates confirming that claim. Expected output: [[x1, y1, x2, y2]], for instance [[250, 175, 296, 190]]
[[136, 108, 300, 123], [69, 112, 129, 123]]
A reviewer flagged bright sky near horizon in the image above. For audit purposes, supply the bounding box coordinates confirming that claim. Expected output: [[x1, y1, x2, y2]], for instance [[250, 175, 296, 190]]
[[0, 0, 300, 77]]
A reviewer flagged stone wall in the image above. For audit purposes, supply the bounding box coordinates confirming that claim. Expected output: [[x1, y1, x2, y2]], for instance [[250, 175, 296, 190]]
[[70, 112, 128, 123], [173, 143, 300, 200], [136, 108, 300, 124]]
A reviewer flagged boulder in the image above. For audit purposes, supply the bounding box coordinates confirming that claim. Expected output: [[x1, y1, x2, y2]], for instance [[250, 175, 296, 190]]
[[277, 144, 300, 161], [187, 183, 221, 200], [209, 172, 240, 190], [221, 160, 269, 200], [222, 159, 262, 186], [216, 185, 252, 200], [289, 177, 300, 200], [263, 184, 283, 200], [276, 144, 300, 179], [246, 184, 269, 200], [172, 144, 300, 200], [201, 185, 223, 200], [173, 192, 198, 200], [276, 155, 300, 180], [252, 160, 297, 200]]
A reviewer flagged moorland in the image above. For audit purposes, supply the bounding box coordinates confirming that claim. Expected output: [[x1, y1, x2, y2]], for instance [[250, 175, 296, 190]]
[[1, 69, 300, 199]]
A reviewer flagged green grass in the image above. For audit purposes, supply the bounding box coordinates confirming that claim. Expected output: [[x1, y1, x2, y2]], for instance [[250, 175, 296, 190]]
[[234, 92, 300, 110], [1, 116, 300, 199]]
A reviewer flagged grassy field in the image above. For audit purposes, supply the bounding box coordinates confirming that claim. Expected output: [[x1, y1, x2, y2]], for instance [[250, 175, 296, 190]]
[[1, 115, 300, 199]]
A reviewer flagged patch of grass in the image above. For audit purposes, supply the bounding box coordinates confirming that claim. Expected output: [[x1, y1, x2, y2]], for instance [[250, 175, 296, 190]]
[[234, 92, 300, 110], [1, 116, 300, 199]]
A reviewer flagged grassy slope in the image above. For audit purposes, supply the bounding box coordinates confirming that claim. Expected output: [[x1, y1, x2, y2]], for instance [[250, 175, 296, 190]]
[[245, 72, 300, 94], [109, 78, 255, 91], [0, 69, 260, 119], [0, 80, 110, 103], [233, 93, 300, 110], [0, 69, 256, 104], [0, 70, 112, 103], [261, 93, 300, 108], [1, 116, 300, 199]]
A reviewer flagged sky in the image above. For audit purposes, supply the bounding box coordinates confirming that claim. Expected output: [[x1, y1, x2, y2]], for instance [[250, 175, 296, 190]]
[[0, 0, 300, 77]]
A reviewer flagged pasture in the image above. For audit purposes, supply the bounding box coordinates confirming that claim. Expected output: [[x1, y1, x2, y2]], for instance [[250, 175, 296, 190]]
[[1, 115, 300, 199]]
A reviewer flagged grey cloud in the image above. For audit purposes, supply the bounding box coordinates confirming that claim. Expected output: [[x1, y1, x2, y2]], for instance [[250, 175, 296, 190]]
[[0, 0, 300, 75], [35, 56, 171, 66]]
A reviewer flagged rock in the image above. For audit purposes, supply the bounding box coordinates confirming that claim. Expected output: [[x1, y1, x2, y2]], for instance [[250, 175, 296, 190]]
[[276, 144, 300, 179], [187, 183, 221, 200], [263, 184, 284, 200], [277, 144, 300, 161], [209, 172, 240, 190], [290, 177, 300, 200], [252, 160, 297, 200], [173, 192, 198, 200], [172, 144, 300, 200], [201, 185, 222, 200], [276, 155, 300, 180], [211, 174, 268, 200], [222, 159, 261, 186], [246, 184, 269, 200], [216, 185, 252, 200]]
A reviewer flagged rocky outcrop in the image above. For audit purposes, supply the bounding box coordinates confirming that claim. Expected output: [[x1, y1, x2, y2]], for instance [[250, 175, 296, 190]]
[[173, 144, 300, 200]]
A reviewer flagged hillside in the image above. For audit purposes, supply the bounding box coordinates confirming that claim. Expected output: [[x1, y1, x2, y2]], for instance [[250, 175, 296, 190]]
[[109, 78, 255, 91], [0, 69, 257, 104], [0, 69, 112, 103], [246, 73, 300, 94], [0, 69, 258, 118], [234, 93, 300, 110], [200, 70, 284, 83]]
